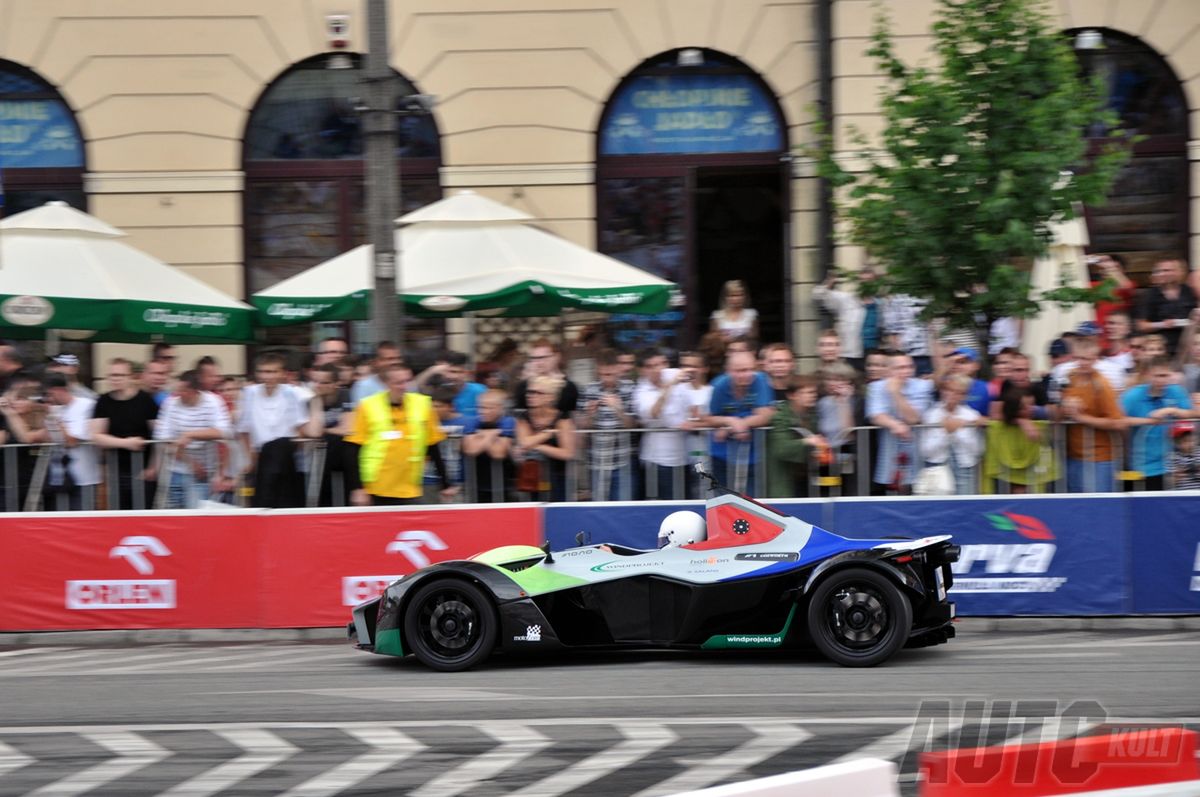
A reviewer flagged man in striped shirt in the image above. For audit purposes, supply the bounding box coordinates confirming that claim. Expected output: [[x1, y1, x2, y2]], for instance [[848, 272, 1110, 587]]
[[154, 369, 232, 508]]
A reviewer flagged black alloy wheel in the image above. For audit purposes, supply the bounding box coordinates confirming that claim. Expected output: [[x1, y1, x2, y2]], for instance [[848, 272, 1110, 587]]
[[806, 567, 913, 667], [403, 578, 498, 672]]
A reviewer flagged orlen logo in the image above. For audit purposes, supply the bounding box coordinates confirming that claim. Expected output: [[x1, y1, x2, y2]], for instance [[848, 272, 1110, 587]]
[[342, 530, 449, 606], [951, 513, 1065, 594], [66, 536, 176, 610]]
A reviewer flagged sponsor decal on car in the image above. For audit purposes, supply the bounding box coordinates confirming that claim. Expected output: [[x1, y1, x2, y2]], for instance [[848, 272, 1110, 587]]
[[513, 625, 542, 642], [66, 536, 176, 610], [589, 560, 652, 573], [735, 552, 799, 562], [951, 512, 1066, 593]]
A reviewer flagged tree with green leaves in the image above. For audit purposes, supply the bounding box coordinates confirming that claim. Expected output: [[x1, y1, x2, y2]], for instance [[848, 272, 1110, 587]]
[[815, 0, 1129, 356]]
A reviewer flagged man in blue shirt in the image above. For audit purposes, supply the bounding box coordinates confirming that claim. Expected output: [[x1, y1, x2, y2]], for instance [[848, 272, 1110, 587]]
[[1121, 357, 1194, 490], [415, 351, 487, 418], [867, 352, 934, 493], [706, 350, 775, 494]]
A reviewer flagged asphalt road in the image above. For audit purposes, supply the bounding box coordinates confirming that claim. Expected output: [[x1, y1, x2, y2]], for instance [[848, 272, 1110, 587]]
[[0, 622, 1198, 795]]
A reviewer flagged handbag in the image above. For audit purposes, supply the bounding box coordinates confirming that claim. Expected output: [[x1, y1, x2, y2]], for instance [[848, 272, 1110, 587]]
[[516, 458, 542, 493], [913, 463, 955, 496]]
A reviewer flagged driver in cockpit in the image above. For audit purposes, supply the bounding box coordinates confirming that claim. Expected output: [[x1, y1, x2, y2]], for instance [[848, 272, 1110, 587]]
[[656, 510, 707, 548], [597, 510, 706, 554]]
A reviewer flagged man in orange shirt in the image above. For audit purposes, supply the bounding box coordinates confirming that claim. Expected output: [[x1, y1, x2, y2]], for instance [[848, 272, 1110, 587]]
[[1061, 337, 1126, 493], [347, 362, 450, 506]]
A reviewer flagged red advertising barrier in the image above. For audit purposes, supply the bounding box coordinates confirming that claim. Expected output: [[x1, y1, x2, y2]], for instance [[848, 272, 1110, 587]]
[[0, 511, 263, 630], [0, 505, 541, 631], [919, 726, 1200, 796], [259, 505, 541, 627]]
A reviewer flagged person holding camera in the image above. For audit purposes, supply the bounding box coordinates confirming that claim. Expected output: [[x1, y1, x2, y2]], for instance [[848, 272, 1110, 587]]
[[1135, 257, 1198, 357], [0, 379, 49, 510], [580, 349, 637, 501], [40, 373, 99, 510], [635, 350, 694, 500]]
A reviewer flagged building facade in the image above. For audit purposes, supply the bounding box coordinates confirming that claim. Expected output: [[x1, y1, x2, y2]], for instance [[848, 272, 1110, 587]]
[[1, 0, 1196, 371]]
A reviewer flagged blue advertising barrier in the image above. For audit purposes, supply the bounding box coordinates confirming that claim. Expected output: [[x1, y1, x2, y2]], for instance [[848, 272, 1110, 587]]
[[828, 496, 1131, 616], [1128, 494, 1200, 613], [541, 494, 1200, 616]]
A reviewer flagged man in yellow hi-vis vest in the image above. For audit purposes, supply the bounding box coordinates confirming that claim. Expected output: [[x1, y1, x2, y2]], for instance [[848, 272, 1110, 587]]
[[347, 363, 449, 506]]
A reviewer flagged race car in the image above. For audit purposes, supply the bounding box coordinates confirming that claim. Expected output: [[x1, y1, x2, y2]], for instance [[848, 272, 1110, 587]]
[[349, 469, 959, 671]]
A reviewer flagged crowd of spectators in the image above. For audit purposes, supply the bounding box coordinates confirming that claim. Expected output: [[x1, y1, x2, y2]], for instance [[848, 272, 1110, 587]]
[[2, 258, 1199, 511]]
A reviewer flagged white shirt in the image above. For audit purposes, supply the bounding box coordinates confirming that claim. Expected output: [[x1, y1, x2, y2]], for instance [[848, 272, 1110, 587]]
[[237, 384, 308, 451], [710, 307, 758, 340], [812, 283, 865, 358], [155, 392, 233, 475], [52, 397, 99, 487], [634, 370, 694, 467], [919, 404, 984, 467]]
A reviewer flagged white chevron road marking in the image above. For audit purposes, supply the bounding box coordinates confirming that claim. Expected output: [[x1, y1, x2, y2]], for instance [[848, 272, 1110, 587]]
[[159, 729, 299, 797], [829, 718, 965, 766], [279, 727, 424, 797], [411, 722, 552, 797], [507, 722, 678, 797], [0, 740, 34, 778], [28, 730, 169, 796], [634, 722, 812, 796]]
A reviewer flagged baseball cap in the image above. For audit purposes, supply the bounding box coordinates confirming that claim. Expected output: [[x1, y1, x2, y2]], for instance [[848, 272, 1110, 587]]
[[951, 348, 978, 362], [1075, 321, 1102, 337], [51, 353, 80, 367], [1048, 339, 1069, 358], [1171, 421, 1195, 439]]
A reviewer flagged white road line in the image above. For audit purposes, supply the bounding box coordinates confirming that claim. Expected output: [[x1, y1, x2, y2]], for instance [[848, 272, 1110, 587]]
[[635, 722, 812, 796], [279, 727, 424, 797], [507, 722, 678, 797], [160, 729, 299, 797], [829, 719, 965, 766], [28, 730, 169, 797], [72, 650, 208, 675], [411, 723, 551, 797], [195, 648, 331, 672], [0, 740, 34, 778], [0, 649, 111, 674], [0, 647, 77, 659]]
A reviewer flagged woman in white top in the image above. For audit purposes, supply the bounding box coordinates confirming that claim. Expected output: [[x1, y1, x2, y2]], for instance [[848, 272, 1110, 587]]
[[919, 373, 985, 494], [710, 279, 758, 343]]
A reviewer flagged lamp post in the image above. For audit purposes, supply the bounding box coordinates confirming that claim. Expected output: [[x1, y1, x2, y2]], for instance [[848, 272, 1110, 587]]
[[362, 0, 399, 348], [359, 0, 435, 349]]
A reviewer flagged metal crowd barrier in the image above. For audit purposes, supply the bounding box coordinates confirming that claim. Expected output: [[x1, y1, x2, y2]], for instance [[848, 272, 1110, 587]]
[[0, 419, 1188, 512]]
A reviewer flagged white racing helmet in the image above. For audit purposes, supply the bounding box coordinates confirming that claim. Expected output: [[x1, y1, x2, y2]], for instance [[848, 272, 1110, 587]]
[[657, 510, 707, 548]]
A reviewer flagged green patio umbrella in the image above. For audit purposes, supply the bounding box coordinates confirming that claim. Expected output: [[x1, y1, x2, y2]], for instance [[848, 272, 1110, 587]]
[[0, 202, 254, 342], [251, 191, 676, 324]]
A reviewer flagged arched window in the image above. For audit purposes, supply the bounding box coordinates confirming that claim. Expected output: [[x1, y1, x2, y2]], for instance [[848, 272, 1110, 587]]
[[243, 54, 441, 352], [1072, 30, 1188, 279], [596, 49, 788, 350], [0, 60, 86, 214]]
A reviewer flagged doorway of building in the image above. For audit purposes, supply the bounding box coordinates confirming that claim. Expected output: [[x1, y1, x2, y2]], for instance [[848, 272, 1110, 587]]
[[693, 167, 786, 345]]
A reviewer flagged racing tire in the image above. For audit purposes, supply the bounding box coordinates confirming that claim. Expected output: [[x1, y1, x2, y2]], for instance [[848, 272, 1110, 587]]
[[806, 567, 913, 667], [404, 578, 498, 672]]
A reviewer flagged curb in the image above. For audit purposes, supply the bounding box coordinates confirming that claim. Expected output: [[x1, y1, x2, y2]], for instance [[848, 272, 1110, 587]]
[[2, 617, 1198, 646]]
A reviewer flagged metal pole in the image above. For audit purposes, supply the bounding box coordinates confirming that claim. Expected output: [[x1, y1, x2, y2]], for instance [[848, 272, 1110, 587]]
[[365, 0, 399, 347]]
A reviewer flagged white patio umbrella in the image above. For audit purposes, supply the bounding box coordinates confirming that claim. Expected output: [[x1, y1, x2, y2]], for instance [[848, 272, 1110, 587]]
[[0, 201, 254, 342], [252, 190, 677, 324]]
